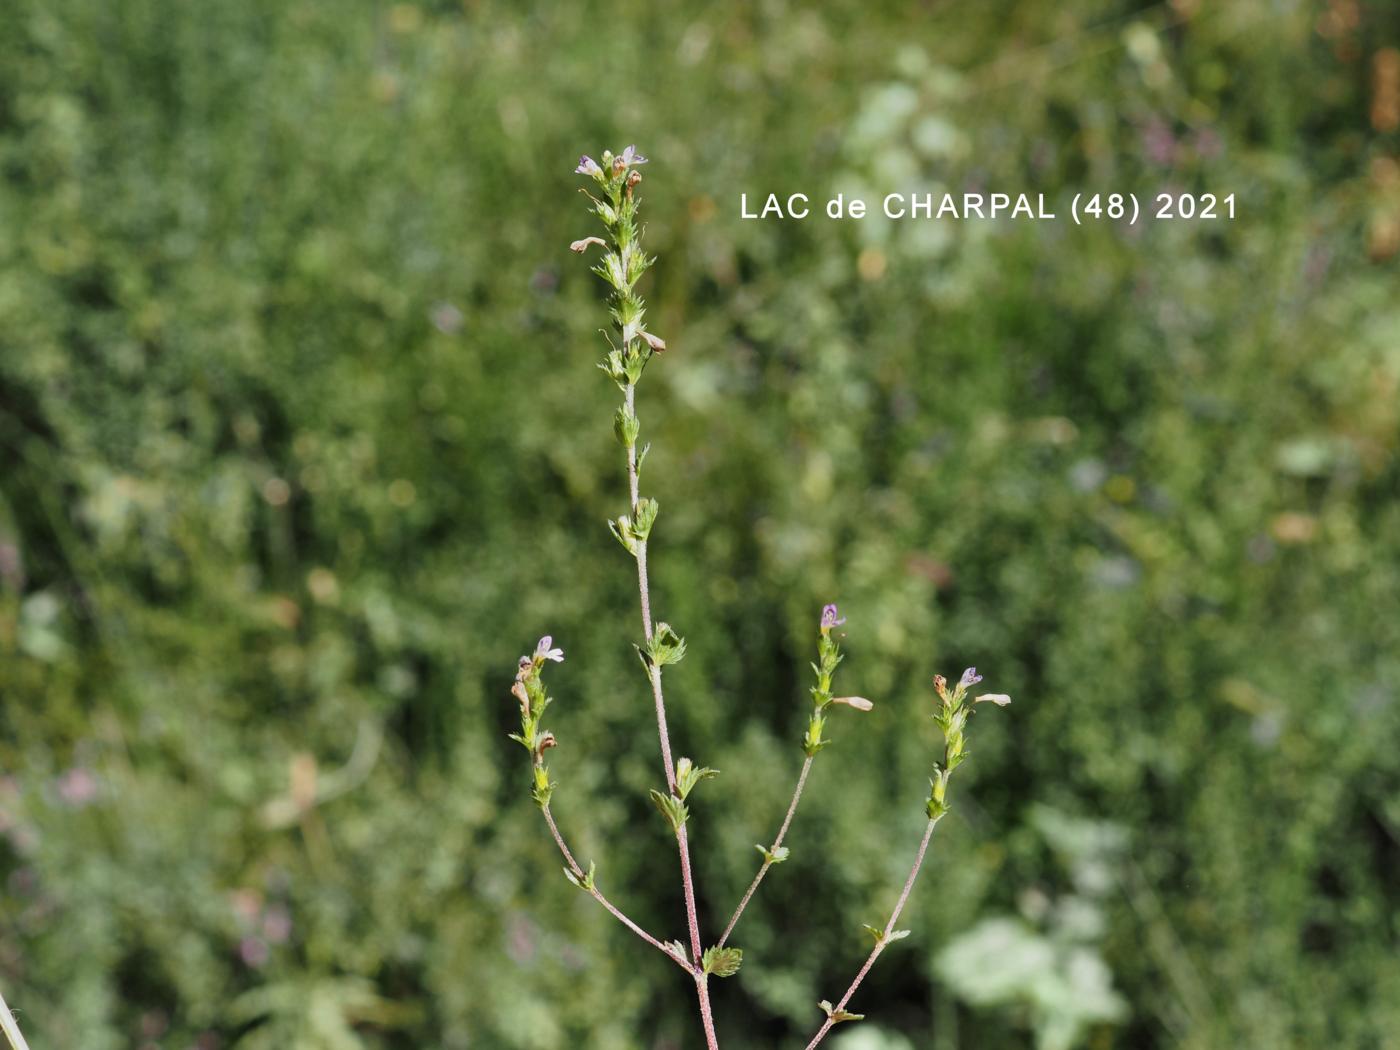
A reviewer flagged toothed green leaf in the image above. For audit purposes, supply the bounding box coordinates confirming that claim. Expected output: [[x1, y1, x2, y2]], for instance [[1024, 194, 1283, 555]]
[[756, 844, 790, 865], [818, 999, 865, 1024], [649, 788, 689, 833], [675, 756, 719, 799], [702, 946, 743, 977]]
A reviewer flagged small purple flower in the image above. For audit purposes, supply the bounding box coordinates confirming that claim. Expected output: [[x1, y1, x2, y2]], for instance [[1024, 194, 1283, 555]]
[[535, 635, 564, 663], [820, 603, 846, 630], [959, 667, 982, 689], [575, 155, 602, 177], [619, 145, 647, 167]]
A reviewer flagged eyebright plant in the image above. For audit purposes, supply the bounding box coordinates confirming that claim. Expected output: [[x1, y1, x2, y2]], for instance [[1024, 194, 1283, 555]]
[[507, 146, 1012, 1048]]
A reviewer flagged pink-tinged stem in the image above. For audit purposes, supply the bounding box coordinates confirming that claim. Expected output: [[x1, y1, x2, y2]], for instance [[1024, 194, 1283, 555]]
[[627, 385, 677, 791], [625, 383, 716, 1049], [716, 755, 813, 950], [694, 972, 719, 1049], [803, 816, 942, 1050], [541, 805, 686, 971]]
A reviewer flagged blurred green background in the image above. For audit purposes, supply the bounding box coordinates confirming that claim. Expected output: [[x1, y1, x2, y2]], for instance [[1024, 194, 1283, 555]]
[[3, 1, 1400, 1047]]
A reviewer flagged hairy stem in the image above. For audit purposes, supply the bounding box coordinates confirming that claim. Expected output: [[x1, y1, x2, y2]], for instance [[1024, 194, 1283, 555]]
[[541, 805, 684, 969], [804, 816, 942, 1050], [717, 755, 813, 949], [0, 986, 31, 1050], [694, 973, 719, 1049], [624, 382, 715, 1049]]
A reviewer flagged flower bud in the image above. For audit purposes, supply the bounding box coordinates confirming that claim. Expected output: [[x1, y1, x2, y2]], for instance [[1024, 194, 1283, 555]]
[[614, 407, 641, 447], [974, 693, 1012, 706], [570, 236, 606, 253]]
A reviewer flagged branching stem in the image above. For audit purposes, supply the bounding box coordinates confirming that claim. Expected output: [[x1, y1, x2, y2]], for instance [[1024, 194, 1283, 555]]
[[803, 816, 942, 1050], [540, 804, 684, 969], [716, 755, 813, 949]]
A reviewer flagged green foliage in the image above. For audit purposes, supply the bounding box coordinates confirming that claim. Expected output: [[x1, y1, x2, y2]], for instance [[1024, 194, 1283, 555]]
[[649, 789, 690, 834], [935, 808, 1129, 1050], [674, 757, 719, 801], [702, 946, 743, 979], [2, 1, 1399, 1048], [641, 622, 687, 668]]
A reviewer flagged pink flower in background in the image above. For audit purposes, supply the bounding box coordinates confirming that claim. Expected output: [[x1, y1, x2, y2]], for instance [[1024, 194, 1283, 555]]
[[56, 767, 98, 807], [1140, 118, 1176, 167], [239, 936, 269, 968], [262, 903, 293, 944]]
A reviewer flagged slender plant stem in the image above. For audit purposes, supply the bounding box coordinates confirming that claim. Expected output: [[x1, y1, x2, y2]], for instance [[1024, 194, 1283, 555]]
[[540, 805, 684, 969], [803, 816, 942, 1050], [627, 386, 676, 789], [624, 382, 717, 1050], [693, 973, 719, 1048], [0, 986, 31, 1050], [716, 755, 813, 949]]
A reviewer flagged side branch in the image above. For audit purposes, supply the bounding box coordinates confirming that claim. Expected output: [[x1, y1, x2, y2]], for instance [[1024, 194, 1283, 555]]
[[540, 804, 685, 970], [716, 755, 813, 949], [803, 816, 941, 1050]]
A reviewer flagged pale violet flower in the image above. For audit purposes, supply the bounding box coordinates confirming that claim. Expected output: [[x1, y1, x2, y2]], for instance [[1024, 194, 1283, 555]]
[[959, 667, 982, 688], [831, 696, 874, 712], [610, 144, 649, 175], [974, 693, 1012, 706], [575, 155, 603, 177], [820, 603, 846, 630], [535, 635, 564, 663]]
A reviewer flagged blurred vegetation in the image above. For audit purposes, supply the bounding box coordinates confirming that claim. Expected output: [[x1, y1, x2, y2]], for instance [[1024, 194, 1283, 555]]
[[2, 0, 1400, 1047]]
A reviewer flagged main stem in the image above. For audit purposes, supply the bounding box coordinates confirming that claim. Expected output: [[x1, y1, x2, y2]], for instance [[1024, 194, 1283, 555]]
[[803, 817, 941, 1050], [625, 382, 718, 1050], [716, 755, 813, 949], [0, 986, 31, 1050]]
